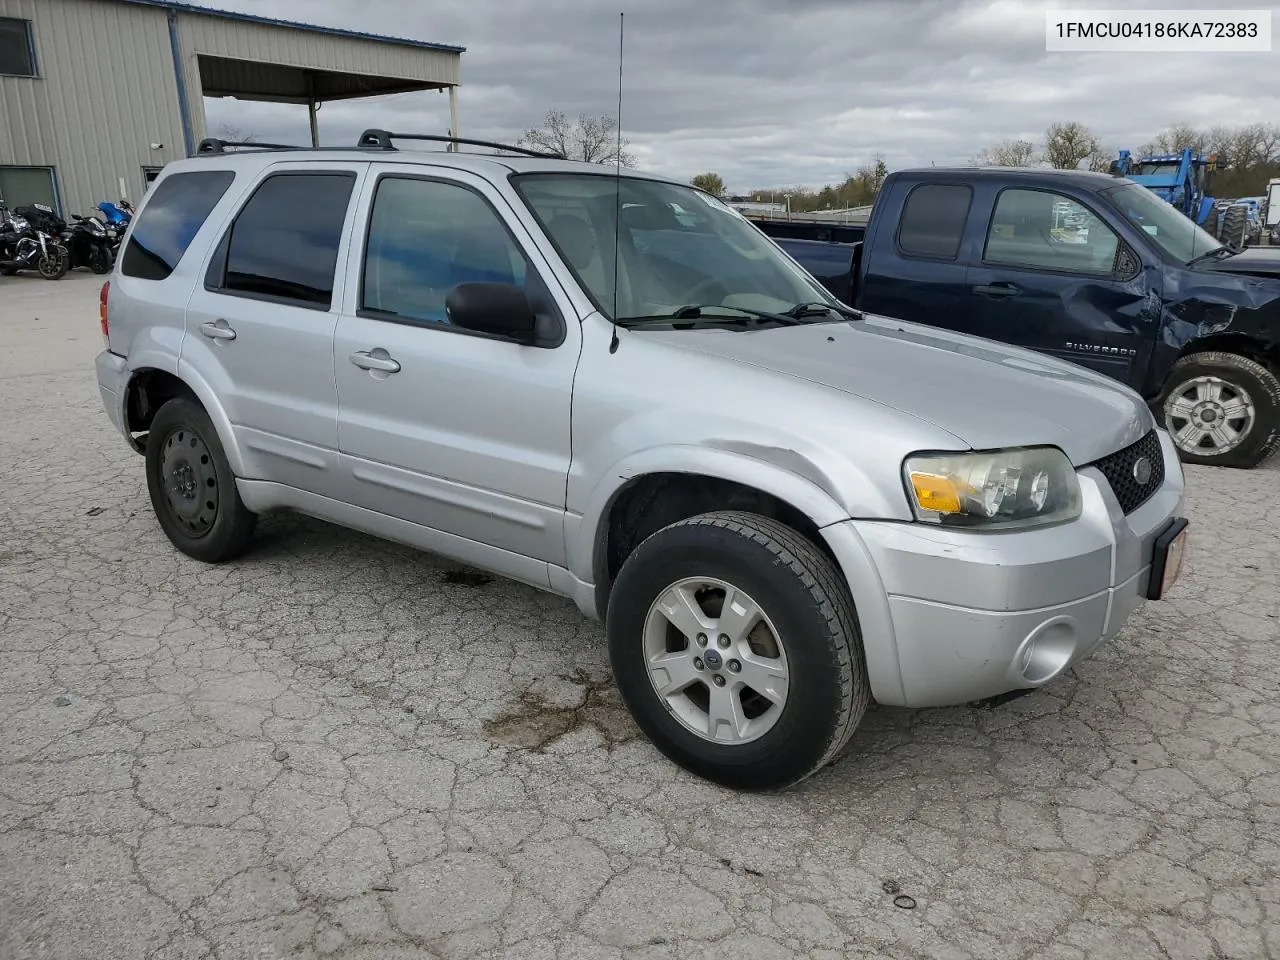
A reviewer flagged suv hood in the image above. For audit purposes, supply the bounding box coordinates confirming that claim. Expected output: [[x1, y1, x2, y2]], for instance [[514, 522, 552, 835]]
[[642, 315, 1153, 466]]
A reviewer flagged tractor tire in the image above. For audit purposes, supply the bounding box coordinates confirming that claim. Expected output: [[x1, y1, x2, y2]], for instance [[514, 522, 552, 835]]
[[1202, 207, 1220, 240], [1220, 204, 1248, 250]]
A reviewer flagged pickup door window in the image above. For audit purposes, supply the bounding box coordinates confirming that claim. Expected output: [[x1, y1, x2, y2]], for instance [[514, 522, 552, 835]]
[[966, 187, 1154, 389], [332, 170, 579, 579]]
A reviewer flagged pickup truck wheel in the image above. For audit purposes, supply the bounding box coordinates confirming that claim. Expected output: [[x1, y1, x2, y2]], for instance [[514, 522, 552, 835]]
[[145, 398, 257, 561], [606, 511, 868, 790], [1160, 352, 1280, 468]]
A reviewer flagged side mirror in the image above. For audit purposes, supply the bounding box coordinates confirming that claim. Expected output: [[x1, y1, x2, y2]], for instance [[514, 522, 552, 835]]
[[445, 282, 538, 342]]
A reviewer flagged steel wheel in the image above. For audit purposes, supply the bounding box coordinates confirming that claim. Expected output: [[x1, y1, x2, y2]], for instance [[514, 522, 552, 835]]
[[158, 425, 220, 539], [1164, 375, 1255, 456], [642, 575, 790, 744]]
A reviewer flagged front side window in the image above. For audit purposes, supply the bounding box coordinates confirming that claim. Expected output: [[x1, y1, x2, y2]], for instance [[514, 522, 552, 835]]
[[1104, 181, 1222, 263], [984, 188, 1120, 275], [361, 177, 529, 326], [0, 18, 34, 76], [211, 172, 355, 308], [120, 170, 235, 281], [511, 173, 835, 321]]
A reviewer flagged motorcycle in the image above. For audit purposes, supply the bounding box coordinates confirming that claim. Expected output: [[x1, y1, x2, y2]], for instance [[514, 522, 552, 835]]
[[65, 213, 114, 273], [15, 203, 108, 274], [96, 199, 134, 259], [0, 204, 70, 279]]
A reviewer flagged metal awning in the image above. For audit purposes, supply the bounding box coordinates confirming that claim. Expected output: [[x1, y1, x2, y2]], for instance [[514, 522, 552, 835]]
[[197, 55, 447, 104]]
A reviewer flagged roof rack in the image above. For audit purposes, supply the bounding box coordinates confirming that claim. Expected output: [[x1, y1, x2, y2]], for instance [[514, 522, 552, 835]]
[[195, 138, 305, 155], [355, 129, 560, 159]]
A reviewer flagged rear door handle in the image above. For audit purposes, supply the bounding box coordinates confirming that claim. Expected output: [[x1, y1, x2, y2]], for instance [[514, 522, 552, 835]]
[[350, 349, 401, 374], [973, 283, 1020, 298], [199, 319, 237, 340]]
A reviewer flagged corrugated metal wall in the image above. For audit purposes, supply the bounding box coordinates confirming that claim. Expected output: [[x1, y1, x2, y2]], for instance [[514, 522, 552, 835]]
[[0, 0, 187, 214]]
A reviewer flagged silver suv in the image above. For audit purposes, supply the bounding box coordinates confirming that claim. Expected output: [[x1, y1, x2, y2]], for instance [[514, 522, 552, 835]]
[[95, 131, 1189, 790]]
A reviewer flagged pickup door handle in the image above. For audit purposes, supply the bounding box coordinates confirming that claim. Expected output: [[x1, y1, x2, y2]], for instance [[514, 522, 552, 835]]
[[350, 350, 401, 374], [199, 320, 237, 340], [973, 283, 1020, 298]]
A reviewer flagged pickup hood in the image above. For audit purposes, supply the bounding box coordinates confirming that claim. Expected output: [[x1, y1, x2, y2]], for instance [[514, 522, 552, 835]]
[[1197, 245, 1280, 279], [643, 315, 1153, 466]]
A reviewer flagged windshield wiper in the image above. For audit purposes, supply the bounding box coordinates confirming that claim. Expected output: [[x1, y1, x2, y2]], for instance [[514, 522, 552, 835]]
[[785, 300, 863, 320], [614, 304, 805, 328], [1187, 245, 1234, 266]]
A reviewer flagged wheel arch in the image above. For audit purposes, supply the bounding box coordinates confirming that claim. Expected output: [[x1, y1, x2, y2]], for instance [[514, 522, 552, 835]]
[[577, 449, 857, 623], [123, 359, 245, 474], [1172, 333, 1280, 373]]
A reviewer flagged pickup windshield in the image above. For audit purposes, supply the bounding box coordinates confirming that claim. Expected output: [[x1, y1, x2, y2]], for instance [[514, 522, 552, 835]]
[[510, 173, 839, 322], [1103, 181, 1224, 263]]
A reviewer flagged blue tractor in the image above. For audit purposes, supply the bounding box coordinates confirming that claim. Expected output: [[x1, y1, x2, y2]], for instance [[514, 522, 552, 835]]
[[1109, 147, 1250, 247]]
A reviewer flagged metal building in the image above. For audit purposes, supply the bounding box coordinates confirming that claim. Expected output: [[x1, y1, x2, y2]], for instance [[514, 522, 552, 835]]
[[0, 0, 463, 216]]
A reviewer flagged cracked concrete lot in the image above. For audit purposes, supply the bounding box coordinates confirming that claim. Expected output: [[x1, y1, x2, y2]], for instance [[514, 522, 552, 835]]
[[2, 271, 1279, 960]]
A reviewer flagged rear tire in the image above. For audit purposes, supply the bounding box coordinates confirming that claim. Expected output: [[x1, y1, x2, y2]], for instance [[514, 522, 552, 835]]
[[1160, 352, 1280, 468], [606, 511, 869, 790], [145, 398, 257, 561]]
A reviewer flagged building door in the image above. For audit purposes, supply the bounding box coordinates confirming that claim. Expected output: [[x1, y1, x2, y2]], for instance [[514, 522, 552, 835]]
[[0, 166, 58, 214]]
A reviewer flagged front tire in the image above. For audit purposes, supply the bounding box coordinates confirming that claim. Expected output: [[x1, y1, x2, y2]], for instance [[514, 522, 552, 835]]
[[1160, 352, 1280, 468], [145, 398, 257, 561], [606, 511, 869, 790], [37, 247, 68, 280], [88, 245, 111, 274]]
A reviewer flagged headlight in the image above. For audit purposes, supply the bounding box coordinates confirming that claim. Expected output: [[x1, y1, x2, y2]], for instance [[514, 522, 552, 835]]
[[903, 447, 1081, 530]]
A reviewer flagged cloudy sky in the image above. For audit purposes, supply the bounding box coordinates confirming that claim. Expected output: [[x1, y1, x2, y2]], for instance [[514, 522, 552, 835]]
[[201, 0, 1280, 192]]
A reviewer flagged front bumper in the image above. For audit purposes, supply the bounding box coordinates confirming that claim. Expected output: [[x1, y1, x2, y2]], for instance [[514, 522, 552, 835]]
[[823, 430, 1187, 708]]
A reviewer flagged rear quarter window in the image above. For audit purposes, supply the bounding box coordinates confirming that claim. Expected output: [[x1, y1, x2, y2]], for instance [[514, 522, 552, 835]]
[[896, 183, 973, 261], [120, 170, 235, 281]]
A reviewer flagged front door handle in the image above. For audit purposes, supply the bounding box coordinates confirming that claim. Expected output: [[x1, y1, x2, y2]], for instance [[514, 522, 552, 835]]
[[199, 319, 237, 340], [973, 283, 1020, 298], [350, 349, 401, 374]]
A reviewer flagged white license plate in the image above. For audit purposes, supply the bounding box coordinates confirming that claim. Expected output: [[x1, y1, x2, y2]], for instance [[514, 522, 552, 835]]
[[1160, 527, 1188, 597]]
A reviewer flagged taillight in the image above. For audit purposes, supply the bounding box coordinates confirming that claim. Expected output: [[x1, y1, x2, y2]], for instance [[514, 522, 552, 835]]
[[99, 280, 110, 345]]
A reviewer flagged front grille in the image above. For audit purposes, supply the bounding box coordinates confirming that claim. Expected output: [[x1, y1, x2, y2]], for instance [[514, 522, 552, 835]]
[[1089, 429, 1165, 514]]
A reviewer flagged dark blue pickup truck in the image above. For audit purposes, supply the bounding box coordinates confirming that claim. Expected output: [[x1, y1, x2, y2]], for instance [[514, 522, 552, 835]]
[[754, 167, 1280, 468]]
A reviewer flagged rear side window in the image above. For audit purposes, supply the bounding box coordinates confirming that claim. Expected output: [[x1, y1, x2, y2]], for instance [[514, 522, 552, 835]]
[[897, 183, 973, 260], [207, 172, 355, 309], [120, 171, 234, 281]]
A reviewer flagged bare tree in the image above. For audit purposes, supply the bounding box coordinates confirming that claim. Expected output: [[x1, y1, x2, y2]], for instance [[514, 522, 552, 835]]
[[975, 138, 1038, 167], [1086, 145, 1113, 173], [518, 110, 636, 166], [690, 172, 725, 197], [1043, 122, 1101, 170], [213, 123, 259, 143]]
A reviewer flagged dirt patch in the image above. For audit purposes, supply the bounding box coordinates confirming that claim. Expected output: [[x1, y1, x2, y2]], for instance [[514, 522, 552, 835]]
[[484, 668, 639, 751]]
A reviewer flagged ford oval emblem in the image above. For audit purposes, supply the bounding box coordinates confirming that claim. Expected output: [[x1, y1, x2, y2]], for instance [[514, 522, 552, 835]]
[[1132, 456, 1153, 485]]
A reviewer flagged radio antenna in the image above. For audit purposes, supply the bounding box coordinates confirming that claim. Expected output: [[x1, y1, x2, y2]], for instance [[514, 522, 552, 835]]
[[608, 11, 624, 354]]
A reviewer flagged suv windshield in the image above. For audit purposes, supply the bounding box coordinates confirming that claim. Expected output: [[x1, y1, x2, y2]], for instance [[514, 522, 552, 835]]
[[1103, 181, 1223, 263], [510, 173, 839, 321]]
